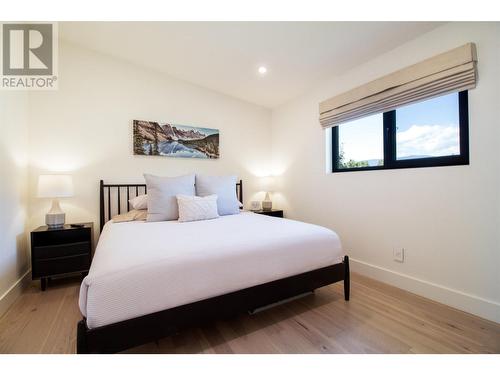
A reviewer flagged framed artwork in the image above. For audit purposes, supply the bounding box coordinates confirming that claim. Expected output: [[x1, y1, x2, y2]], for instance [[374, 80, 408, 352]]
[[133, 120, 219, 159]]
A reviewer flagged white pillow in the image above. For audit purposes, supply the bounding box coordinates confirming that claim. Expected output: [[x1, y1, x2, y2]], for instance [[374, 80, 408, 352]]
[[195, 174, 240, 216], [128, 194, 148, 210], [177, 194, 219, 222], [144, 174, 195, 222]]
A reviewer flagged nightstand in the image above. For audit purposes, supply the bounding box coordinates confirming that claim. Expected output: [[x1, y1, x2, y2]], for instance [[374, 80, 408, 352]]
[[31, 223, 93, 291], [253, 209, 284, 218]]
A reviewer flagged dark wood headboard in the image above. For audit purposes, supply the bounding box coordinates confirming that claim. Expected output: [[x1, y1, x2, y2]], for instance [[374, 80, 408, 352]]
[[99, 179, 243, 232]]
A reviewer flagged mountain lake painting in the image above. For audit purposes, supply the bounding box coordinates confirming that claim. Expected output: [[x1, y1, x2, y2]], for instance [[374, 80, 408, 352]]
[[133, 120, 219, 159]]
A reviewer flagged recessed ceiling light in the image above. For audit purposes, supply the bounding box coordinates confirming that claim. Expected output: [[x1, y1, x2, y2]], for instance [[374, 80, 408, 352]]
[[258, 66, 267, 75]]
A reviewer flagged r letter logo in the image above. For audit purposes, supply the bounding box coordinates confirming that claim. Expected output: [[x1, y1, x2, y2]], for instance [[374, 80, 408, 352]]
[[1, 22, 58, 90]]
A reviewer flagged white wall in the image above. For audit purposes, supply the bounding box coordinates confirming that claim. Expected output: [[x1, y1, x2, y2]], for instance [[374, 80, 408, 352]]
[[28, 41, 272, 239], [271, 22, 500, 322], [0, 91, 30, 316]]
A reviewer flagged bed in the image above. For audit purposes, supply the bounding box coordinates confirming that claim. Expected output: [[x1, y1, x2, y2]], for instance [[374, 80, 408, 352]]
[[76, 180, 349, 353]]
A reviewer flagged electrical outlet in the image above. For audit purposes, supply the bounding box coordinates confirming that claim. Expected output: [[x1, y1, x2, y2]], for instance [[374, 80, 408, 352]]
[[393, 248, 405, 263]]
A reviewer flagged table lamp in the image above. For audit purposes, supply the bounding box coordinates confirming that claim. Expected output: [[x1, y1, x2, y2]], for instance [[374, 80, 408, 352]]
[[37, 174, 74, 228]]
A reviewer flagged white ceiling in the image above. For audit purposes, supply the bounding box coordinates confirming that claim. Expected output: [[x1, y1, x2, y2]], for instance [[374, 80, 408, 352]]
[[60, 22, 444, 108]]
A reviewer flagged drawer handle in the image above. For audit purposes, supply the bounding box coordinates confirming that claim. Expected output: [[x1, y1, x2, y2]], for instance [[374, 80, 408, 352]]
[[37, 254, 89, 262]]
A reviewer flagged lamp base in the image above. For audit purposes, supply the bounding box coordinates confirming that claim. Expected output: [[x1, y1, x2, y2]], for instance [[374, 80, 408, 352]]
[[262, 200, 273, 211], [262, 192, 272, 211], [46, 212, 65, 228], [45, 199, 66, 228]]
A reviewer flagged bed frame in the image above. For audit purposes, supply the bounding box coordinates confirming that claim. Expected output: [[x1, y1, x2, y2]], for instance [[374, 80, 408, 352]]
[[76, 180, 350, 354]]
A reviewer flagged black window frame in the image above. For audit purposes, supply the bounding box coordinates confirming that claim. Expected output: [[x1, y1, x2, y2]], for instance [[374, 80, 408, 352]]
[[331, 90, 469, 173]]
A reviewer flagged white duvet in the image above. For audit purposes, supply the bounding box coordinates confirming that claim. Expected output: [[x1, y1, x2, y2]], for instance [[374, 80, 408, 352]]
[[79, 212, 344, 329]]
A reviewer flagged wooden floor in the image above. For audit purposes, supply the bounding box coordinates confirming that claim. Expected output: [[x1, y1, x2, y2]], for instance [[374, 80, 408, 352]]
[[0, 273, 498, 354]]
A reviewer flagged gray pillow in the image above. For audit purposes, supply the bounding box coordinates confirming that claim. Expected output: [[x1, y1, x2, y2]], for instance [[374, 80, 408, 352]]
[[144, 174, 195, 222], [195, 174, 240, 216]]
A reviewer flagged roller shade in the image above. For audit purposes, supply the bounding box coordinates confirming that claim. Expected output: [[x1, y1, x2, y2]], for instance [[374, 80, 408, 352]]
[[319, 43, 477, 129]]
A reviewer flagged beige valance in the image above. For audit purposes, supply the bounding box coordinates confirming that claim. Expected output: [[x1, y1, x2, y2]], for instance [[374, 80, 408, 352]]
[[319, 43, 477, 128]]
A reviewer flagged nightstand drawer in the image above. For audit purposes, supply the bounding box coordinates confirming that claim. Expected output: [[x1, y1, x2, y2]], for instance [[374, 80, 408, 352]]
[[32, 228, 91, 247], [34, 254, 90, 277], [262, 210, 283, 217], [253, 210, 284, 218], [33, 241, 91, 259]]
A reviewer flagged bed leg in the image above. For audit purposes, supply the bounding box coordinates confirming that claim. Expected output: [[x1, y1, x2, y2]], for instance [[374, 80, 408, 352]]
[[77, 319, 90, 354], [343, 255, 350, 301]]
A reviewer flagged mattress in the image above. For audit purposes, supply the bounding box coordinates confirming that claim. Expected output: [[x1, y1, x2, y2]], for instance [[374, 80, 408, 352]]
[[79, 212, 344, 329]]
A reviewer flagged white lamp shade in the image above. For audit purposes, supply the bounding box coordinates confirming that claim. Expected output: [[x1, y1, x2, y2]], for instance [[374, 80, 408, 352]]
[[260, 176, 275, 193], [37, 174, 74, 198]]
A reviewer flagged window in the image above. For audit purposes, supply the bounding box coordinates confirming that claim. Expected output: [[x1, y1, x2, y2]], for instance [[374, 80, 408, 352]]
[[331, 91, 469, 172], [337, 114, 384, 169], [396, 93, 461, 160]]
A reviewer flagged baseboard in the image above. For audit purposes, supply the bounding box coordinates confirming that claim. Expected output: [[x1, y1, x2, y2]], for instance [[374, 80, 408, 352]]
[[0, 269, 31, 319], [350, 258, 500, 323]]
